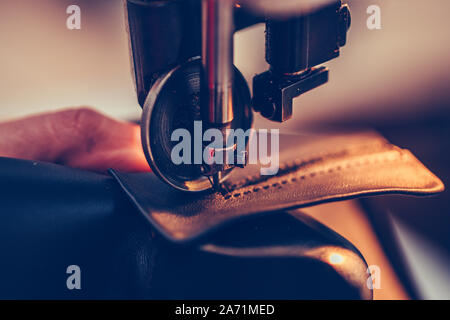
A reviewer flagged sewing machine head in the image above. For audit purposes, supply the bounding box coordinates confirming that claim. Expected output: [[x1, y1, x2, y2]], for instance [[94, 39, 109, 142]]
[[125, 0, 351, 192]]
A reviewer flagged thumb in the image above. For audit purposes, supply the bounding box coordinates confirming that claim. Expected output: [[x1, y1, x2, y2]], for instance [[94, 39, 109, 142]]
[[0, 108, 150, 173]]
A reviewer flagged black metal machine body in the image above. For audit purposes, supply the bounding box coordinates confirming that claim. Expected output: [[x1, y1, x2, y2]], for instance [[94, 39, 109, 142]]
[[126, 0, 351, 192]]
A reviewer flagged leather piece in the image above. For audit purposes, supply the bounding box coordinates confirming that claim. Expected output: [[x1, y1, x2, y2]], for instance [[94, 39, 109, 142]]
[[110, 131, 444, 243], [151, 211, 372, 299], [0, 157, 371, 299]]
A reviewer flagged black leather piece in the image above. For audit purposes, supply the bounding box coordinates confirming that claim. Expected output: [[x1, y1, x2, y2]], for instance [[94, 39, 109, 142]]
[[150, 211, 372, 299], [111, 131, 444, 243], [0, 156, 371, 299], [0, 157, 152, 298]]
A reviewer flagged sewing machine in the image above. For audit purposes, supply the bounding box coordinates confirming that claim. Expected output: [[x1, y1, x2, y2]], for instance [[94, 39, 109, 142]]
[[125, 0, 351, 192], [0, 0, 446, 300]]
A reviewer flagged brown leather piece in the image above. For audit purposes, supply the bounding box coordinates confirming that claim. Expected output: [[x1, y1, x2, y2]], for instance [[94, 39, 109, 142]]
[[110, 131, 444, 243]]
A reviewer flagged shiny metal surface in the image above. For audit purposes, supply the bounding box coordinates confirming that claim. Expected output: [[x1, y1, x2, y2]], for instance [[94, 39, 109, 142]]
[[202, 0, 235, 124], [140, 58, 253, 192], [141, 59, 215, 192]]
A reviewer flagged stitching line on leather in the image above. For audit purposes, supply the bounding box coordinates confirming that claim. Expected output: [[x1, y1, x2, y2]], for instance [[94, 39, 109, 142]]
[[226, 141, 394, 189], [222, 149, 406, 199]]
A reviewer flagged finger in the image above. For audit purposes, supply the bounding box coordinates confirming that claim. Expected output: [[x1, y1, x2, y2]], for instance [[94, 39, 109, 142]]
[[0, 107, 150, 173], [63, 117, 150, 172]]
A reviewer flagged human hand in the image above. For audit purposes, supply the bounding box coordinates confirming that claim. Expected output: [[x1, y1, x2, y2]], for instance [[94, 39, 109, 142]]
[[0, 107, 150, 172]]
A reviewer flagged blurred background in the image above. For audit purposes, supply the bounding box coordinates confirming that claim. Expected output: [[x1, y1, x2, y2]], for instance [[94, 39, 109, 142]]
[[1, 0, 450, 124], [1, 0, 449, 299]]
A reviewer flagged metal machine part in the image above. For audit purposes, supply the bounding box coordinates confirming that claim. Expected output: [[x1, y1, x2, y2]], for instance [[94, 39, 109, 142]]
[[141, 57, 252, 192], [126, 0, 351, 192], [202, 0, 236, 189], [202, 0, 235, 124], [253, 1, 351, 122]]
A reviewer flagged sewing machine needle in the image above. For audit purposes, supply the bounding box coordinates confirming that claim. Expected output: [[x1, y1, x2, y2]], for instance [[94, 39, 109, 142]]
[[212, 172, 220, 191]]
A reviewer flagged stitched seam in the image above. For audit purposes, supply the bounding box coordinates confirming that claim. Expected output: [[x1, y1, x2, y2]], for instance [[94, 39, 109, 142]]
[[222, 150, 406, 199], [226, 141, 395, 190]]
